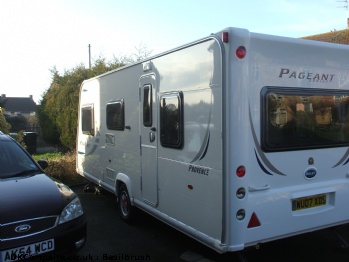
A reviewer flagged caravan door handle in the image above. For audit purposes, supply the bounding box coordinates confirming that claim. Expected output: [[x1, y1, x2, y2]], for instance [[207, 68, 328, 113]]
[[149, 132, 156, 142], [151, 127, 156, 132], [248, 184, 270, 192]]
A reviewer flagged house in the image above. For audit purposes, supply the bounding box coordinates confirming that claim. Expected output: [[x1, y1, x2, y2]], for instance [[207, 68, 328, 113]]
[[0, 94, 44, 152], [302, 18, 349, 44], [0, 94, 37, 119]]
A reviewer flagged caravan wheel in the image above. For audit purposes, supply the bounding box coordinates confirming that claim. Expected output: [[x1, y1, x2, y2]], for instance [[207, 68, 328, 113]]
[[118, 184, 134, 222]]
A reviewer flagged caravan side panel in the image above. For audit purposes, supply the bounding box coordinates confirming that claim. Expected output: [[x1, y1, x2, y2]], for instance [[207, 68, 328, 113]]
[[77, 65, 142, 195], [77, 79, 101, 183], [153, 39, 224, 242]]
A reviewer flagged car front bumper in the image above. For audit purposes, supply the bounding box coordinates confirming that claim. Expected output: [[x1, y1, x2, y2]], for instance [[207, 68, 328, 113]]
[[0, 214, 87, 261]]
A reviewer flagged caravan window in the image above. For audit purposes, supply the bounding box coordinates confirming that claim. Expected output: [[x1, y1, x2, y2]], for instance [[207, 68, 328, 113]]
[[143, 85, 152, 127], [106, 100, 125, 130], [160, 92, 184, 149], [262, 87, 349, 151], [81, 105, 94, 135]]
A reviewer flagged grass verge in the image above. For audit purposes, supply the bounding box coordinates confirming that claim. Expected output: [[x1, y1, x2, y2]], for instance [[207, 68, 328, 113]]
[[33, 151, 88, 186]]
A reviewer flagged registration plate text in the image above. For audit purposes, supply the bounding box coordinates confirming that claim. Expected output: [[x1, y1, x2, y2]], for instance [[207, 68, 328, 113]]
[[292, 194, 326, 211], [1, 239, 54, 262]]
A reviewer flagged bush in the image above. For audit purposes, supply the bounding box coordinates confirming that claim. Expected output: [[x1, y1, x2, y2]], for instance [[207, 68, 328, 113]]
[[0, 108, 11, 133], [33, 152, 88, 186]]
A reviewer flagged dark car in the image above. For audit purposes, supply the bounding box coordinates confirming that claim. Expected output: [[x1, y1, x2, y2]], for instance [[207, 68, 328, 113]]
[[0, 132, 86, 261]]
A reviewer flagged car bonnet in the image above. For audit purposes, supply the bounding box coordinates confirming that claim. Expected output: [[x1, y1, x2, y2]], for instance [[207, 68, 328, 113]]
[[0, 173, 73, 223]]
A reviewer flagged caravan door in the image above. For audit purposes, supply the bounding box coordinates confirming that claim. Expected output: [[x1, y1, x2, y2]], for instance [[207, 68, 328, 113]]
[[140, 74, 158, 206]]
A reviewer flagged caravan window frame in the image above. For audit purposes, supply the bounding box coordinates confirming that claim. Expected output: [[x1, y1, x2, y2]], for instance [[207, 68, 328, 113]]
[[160, 91, 184, 149], [261, 86, 349, 152], [106, 99, 125, 131], [81, 104, 94, 136]]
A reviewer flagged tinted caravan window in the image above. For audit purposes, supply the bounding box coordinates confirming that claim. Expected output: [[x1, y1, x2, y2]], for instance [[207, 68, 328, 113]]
[[160, 92, 184, 149], [262, 87, 349, 151], [143, 85, 152, 127], [106, 99, 125, 130], [82, 105, 94, 135]]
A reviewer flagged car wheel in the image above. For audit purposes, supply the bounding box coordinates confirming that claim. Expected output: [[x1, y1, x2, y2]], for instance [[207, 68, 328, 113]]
[[118, 184, 134, 222]]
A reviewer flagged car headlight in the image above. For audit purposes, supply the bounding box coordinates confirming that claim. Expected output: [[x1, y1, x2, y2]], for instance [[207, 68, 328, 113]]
[[58, 197, 84, 224]]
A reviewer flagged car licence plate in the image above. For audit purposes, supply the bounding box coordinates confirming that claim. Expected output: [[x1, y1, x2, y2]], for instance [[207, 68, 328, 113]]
[[1, 239, 54, 262], [292, 194, 326, 211]]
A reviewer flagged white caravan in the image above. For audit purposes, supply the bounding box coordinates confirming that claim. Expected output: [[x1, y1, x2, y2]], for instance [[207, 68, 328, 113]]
[[77, 27, 349, 253]]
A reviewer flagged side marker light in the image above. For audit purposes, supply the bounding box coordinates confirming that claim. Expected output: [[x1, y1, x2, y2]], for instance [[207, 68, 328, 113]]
[[222, 32, 229, 43]]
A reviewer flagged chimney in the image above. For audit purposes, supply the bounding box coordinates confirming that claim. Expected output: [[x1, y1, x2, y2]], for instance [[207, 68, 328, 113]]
[[1, 94, 5, 98], [29, 95, 33, 100]]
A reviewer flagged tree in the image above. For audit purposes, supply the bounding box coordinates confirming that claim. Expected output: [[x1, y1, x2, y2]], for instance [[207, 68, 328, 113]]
[[0, 108, 11, 134], [5, 115, 28, 132], [38, 57, 126, 150], [38, 45, 152, 150], [0, 108, 26, 147], [132, 42, 153, 62], [114, 43, 153, 64], [37, 95, 61, 146]]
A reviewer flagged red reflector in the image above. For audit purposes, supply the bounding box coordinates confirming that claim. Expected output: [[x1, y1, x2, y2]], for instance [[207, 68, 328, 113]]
[[248, 212, 261, 228], [236, 46, 246, 59], [236, 166, 246, 178], [222, 32, 229, 43]]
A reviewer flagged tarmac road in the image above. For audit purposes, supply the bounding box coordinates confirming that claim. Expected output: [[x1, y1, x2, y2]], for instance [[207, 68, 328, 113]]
[[68, 184, 349, 262]]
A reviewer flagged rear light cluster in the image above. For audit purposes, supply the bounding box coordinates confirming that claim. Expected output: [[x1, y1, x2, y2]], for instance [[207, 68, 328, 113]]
[[235, 46, 246, 59], [236, 187, 246, 199], [221, 31, 247, 59], [235, 166, 261, 228], [236, 165, 246, 177]]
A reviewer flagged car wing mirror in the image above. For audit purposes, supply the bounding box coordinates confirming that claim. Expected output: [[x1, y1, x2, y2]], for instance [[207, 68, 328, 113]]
[[37, 159, 49, 170]]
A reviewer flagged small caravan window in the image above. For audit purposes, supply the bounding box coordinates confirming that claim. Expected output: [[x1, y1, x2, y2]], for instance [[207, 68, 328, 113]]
[[143, 85, 152, 127], [262, 87, 349, 151], [81, 105, 94, 135], [160, 92, 184, 149], [106, 99, 125, 130]]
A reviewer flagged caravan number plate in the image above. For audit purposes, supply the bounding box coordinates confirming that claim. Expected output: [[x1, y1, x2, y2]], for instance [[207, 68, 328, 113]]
[[292, 194, 326, 211]]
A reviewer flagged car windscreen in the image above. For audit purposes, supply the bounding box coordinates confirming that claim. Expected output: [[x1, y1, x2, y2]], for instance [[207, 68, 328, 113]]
[[0, 139, 40, 179]]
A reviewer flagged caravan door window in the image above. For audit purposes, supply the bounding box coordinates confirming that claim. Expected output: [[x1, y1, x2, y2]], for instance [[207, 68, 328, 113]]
[[160, 92, 184, 149], [143, 85, 152, 127], [106, 99, 125, 130], [262, 87, 349, 151], [81, 105, 94, 136]]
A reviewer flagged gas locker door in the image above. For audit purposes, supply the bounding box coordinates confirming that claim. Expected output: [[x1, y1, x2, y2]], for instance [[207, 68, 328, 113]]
[[140, 74, 158, 206]]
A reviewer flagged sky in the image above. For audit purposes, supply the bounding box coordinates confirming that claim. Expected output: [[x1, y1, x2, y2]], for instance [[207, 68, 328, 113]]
[[0, 0, 348, 104]]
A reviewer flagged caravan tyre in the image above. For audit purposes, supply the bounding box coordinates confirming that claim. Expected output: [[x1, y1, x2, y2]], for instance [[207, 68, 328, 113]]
[[118, 184, 134, 222]]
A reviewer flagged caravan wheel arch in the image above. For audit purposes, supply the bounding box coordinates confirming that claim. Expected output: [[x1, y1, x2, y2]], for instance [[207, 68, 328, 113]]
[[115, 173, 134, 202]]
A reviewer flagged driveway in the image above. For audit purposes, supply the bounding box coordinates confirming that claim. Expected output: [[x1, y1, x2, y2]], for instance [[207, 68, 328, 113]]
[[69, 184, 349, 262]]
